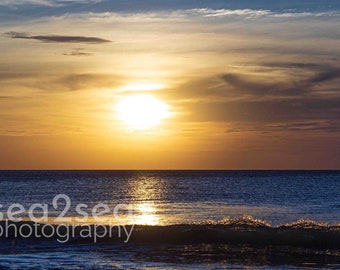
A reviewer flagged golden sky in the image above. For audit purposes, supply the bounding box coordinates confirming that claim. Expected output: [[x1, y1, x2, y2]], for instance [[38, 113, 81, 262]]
[[0, 1, 339, 169]]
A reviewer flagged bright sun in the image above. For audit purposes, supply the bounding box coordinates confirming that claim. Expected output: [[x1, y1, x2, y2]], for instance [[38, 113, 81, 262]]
[[116, 94, 171, 130]]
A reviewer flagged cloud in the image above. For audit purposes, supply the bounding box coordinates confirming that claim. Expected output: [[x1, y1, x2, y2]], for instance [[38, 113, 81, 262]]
[[62, 48, 93, 56], [268, 122, 340, 133], [0, 0, 103, 6], [225, 121, 340, 134], [185, 8, 340, 19], [0, 71, 123, 92], [183, 96, 340, 125], [309, 68, 340, 83], [166, 62, 340, 134], [222, 73, 281, 96], [164, 63, 339, 102], [221, 65, 340, 97], [0, 96, 31, 100], [189, 8, 271, 18], [263, 62, 324, 70], [39, 73, 123, 91], [0, 0, 54, 6], [263, 62, 340, 82], [5, 31, 111, 44], [0, 71, 34, 80]]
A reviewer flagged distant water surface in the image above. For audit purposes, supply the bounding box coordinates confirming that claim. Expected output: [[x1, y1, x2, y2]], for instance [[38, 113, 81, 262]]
[[0, 170, 339, 225]]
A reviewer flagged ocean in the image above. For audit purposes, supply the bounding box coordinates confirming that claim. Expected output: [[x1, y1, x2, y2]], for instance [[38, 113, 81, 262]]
[[0, 170, 339, 269]]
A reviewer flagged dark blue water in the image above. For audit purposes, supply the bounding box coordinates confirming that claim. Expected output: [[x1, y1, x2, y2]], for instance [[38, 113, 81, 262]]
[[0, 170, 339, 270], [0, 170, 339, 225]]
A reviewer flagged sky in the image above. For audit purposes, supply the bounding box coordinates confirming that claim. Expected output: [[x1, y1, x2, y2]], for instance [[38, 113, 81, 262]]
[[0, 0, 339, 169]]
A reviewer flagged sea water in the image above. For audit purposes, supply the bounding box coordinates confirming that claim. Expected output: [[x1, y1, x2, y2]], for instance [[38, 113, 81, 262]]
[[0, 170, 339, 269]]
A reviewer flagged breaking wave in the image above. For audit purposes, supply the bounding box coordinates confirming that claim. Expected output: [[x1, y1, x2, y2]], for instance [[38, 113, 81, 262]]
[[1, 216, 339, 246], [203, 215, 339, 229], [0, 216, 339, 268]]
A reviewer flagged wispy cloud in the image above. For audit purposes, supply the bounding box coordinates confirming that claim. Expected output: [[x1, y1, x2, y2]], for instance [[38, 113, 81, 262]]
[[43, 73, 123, 91], [268, 122, 340, 133], [221, 65, 340, 97], [62, 48, 92, 56], [0, 0, 103, 7], [188, 8, 271, 18], [183, 96, 340, 125], [166, 63, 340, 101], [224, 121, 340, 134], [187, 8, 340, 18], [0, 0, 54, 6], [5, 31, 111, 43], [164, 60, 340, 135]]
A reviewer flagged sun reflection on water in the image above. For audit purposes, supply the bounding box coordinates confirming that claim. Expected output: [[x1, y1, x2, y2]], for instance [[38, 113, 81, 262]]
[[125, 175, 166, 225], [133, 203, 159, 225]]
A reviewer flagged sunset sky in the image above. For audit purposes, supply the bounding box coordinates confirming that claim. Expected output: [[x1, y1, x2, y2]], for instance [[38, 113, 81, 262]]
[[0, 0, 339, 169]]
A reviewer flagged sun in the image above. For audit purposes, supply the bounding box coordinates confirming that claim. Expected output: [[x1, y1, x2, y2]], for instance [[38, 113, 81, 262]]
[[116, 94, 171, 130]]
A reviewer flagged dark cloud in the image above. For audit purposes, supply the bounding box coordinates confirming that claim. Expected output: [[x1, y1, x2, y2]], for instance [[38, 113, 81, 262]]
[[222, 65, 340, 97], [56, 74, 101, 90], [263, 62, 340, 83], [263, 62, 324, 70], [5, 31, 111, 44], [262, 62, 340, 84], [0, 71, 40, 91], [222, 73, 281, 96], [0, 96, 31, 100], [221, 67, 340, 96], [0, 71, 34, 80], [224, 121, 340, 134], [0, 70, 123, 91], [181, 96, 340, 130], [62, 48, 93, 56], [309, 68, 340, 83], [43, 73, 123, 91], [164, 63, 340, 102], [268, 122, 340, 133]]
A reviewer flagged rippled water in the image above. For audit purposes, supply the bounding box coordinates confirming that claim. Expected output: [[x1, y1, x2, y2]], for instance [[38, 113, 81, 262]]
[[0, 170, 339, 269], [0, 170, 339, 225]]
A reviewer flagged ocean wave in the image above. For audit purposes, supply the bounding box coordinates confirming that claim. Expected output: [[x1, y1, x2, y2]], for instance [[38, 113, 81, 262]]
[[0, 217, 339, 268], [202, 215, 339, 229], [1, 216, 339, 248]]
